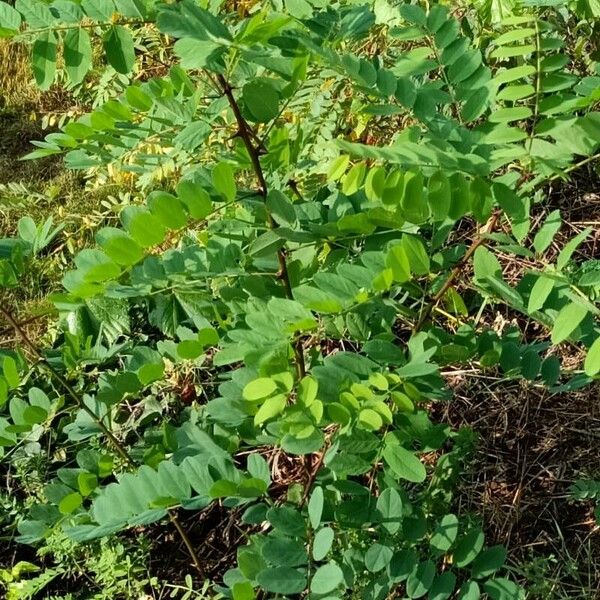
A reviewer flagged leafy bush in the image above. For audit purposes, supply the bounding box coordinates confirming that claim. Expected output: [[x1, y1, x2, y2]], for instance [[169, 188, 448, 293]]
[[1, 0, 600, 598]]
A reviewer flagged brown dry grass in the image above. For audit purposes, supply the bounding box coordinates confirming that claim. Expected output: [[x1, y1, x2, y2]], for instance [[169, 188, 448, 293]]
[[433, 376, 600, 598]]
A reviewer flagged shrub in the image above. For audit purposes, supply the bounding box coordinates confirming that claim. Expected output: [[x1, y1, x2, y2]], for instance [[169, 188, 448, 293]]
[[1, 1, 599, 598]]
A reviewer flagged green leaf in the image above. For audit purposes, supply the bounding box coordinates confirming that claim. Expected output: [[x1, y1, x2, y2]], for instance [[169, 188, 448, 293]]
[[256, 567, 306, 595], [177, 340, 203, 360], [23, 405, 47, 424], [584, 337, 600, 376], [385, 244, 411, 283], [527, 275, 554, 313], [430, 514, 459, 553], [212, 162, 236, 202], [470, 545, 507, 579], [557, 227, 591, 270], [78, 472, 98, 497], [400, 3, 426, 24], [157, 0, 232, 43], [32, 31, 57, 91], [173, 119, 211, 150], [327, 155, 350, 182], [493, 65, 536, 86], [58, 492, 83, 515], [96, 228, 144, 266], [484, 578, 524, 600], [126, 212, 166, 248], [484, 275, 523, 307], [358, 408, 383, 430], [262, 538, 307, 567], [249, 230, 285, 258], [243, 79, 280, 123], [497, 84, 535, 101], [282, 428, 324, 455], [177, 181, 213, 220], [365, 167, 386, 201], [246, 453, 270, 486], [429, 571, 457, 600], [147, 192, 188, 230], [126, 85, 153, 111], [448, 49, 482, 84], [267, 190, 296, 227], [254, 394, 286, 425], [533, 209, 561, 254], [310, 563, 344, 595], [406, 559, 435, 598], [266, 506, 305, 538], [0, 377, 8, 407], [493, 28, 536, 46], [453, 528, 485, 567], [540, 355, 561, 386], [243, 378, 277, 401], [457, 580, 480, 599], [428, 171, 451, 220], [461, 87, 490, 122], [3, 357, 19, 389], [402, 235, 430, 275], [308, 486, 324, 529], [551, 302, 588, 344], [341, 162, 366, 196], [64, 28, 92, 85], [376, 487, 403, 534], [365, 543, 393, 572], [448, 173, 470, 220], [383, 444, 426, 483], [401, 169, 429, 224], [298, 376, 318, 406], [389, 549, 418, 583], [176, 39, 225, 72], [285, 0, 313, 18], [312, 526, 334, 561], [103, 25, 135, 74], [232, 581, 255, 600], [82, 0, 115, 21], [0, 3, 22, 37], [75, 249, 121, 283], [15, 0, 55, 27], [473, 246, 502, 282], [371, 268, 393, 292], [210, 479, 238, 498]]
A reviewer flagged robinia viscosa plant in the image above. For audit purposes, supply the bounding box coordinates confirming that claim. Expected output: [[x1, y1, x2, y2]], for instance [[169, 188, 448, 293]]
[[1, 0, 600, 598]]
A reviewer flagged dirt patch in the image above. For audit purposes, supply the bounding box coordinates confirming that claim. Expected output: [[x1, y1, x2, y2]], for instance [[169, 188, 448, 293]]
[[435, 377, 600, 598]]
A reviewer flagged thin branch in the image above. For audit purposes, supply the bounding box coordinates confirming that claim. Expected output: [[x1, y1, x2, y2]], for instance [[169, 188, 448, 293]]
[[413, 211, 501, 333], [299, 435, 333, 508], [215, 73, 306, 378], [0, 312, 53, 338], [16, 19, 153, 36]]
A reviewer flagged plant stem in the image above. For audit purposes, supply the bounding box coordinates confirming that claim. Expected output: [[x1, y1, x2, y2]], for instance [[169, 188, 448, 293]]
[[18, 19, 153, 36], [216, 73, 306, 378], [413, 210, 501, 333], [299, 435, 334, 507], [169, 512, 205, 577], [0, 305, 205, 578], [527, 20, 542, 157]]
